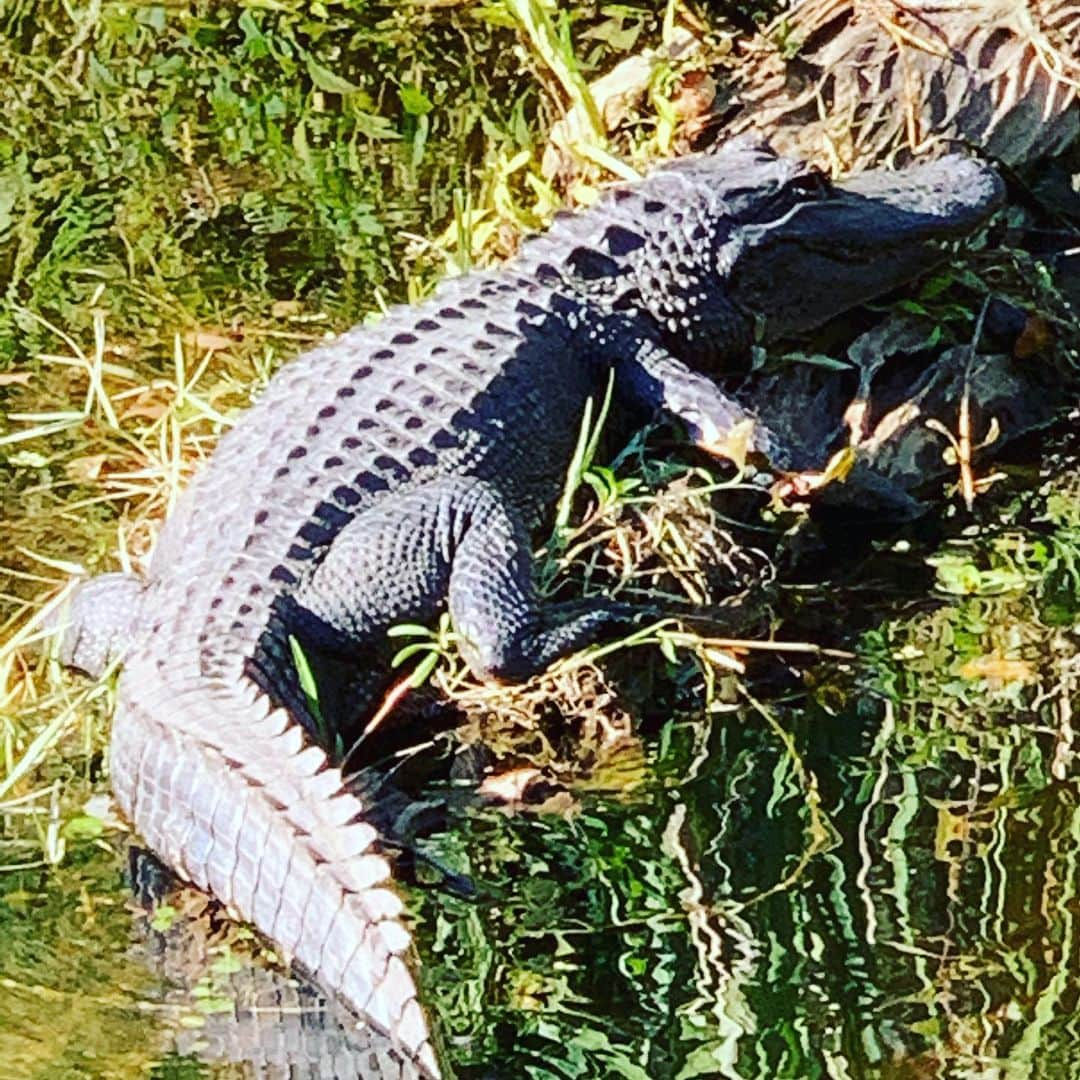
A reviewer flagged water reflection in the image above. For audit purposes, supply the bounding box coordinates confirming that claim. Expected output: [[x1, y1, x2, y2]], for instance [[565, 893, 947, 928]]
[[414, 677, 1079, 1078], [138, 908, 427, 1080]]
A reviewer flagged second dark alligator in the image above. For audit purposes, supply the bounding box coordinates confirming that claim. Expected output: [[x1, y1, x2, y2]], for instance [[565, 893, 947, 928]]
[[58, 140, 1003, 1078]]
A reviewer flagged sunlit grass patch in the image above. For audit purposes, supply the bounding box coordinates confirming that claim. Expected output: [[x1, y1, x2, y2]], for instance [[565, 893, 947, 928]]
[[0, 303, 272, 866], [1, 309, 265, 569]]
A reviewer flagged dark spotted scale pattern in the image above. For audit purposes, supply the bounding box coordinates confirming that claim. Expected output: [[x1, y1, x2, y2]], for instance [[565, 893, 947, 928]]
[[58, 140, 1005, 1079], [727, 0, 1080, 172]]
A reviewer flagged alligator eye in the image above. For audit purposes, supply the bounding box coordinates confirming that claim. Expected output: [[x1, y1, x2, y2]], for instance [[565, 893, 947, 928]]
[[786, 168, 830, 199]]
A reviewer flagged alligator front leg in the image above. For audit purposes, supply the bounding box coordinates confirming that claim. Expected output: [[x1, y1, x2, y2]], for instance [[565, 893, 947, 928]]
[[287, 475, 641, 692], [617, 339, 789, 468]]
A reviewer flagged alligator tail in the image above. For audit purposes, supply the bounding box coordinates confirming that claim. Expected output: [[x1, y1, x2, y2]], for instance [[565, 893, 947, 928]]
[[112, 647, 442, 1079]]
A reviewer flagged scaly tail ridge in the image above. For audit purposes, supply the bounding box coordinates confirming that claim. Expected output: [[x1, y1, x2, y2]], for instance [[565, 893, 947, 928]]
[[111, 655, 441, 1080]]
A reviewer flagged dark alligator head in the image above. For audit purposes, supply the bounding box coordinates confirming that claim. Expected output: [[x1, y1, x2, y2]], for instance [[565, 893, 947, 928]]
[[542, 139, 1004, 366], [724, 146, 1005, 346]]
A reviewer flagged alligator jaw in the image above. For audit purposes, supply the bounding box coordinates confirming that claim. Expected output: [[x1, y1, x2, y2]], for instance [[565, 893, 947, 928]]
[[728, 153, 1005, 343]]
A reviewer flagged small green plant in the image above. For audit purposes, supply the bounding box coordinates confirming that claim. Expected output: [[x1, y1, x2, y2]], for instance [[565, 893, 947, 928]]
[[387, 611, 462, 689], [287, 633, 327, 743], [549, 369, 616, 545], [771, 18, 803, 61]]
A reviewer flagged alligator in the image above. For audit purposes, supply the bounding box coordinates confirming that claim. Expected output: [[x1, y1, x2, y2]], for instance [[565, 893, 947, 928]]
[[723, 0, 1080, 172], [56, 139, 1004, 1078]]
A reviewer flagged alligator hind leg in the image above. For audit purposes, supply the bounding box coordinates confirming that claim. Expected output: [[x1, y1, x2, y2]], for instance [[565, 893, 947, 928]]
[[288, 475, 641, 688], [52, 572, 144, 678]]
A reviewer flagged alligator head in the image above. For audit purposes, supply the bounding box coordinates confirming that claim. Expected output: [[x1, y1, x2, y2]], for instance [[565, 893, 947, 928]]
[[723, 145, 1005, 346], [549, 139, 1005, 366]]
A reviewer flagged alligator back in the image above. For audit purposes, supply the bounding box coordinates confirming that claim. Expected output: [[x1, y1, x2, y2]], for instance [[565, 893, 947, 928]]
[[140, 141, 810, 692]]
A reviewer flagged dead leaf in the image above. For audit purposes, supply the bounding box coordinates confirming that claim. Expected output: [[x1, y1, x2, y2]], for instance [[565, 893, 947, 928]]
[[120, 390, 170, 421], [542, 27, 703, 182], [1014, 314, 1053, 359], [529, 790, 579, 817], [271, 300, 303, 319], [771, 446, 857, 504], [66, 454, 108, 482], [671, 69, 717, 121], [184, 329, 238, 353], [958, 654, 1035, 685], [701, 646, 745, 673], [865, 400, 921, 450], [698, 417, 757, 470], [479, 767, 545, 804], [843, 398, 869, 443], [0, 371, 33, 387]]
